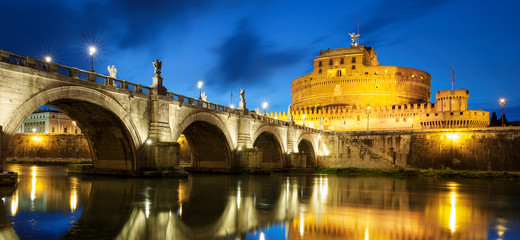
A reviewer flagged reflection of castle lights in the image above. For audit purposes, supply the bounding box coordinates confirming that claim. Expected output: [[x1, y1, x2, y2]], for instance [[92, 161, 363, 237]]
[[31, 166, 37, 201], [496, 218, 507, 240], [145, 199, 151, 218], [365, 227, 369, 240], [11, 191, 19, 216], [319, 177, 328, 202], [259, 232, 265, 240], [237, 181, 241, 209], [299, 215, 304, 237], [449, 191, 457, 233], [70, 190, 77, 212], [32, 136, 42, 142]]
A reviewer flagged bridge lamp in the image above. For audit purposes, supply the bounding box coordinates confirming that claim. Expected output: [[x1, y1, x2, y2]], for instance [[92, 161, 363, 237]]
[[89, 46, 96, 72], [262, 102, 268, 114], [499, 97, 506, 127], [146, 139, 152, 145], [230, 104, 235, 109], [45, 56, 52, 62], [197, 81, 203, 99]]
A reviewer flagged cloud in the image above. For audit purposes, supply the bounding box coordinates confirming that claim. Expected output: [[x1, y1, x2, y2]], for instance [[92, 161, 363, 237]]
[[208, 19, 304, 89], [358, 0, 451, 46]]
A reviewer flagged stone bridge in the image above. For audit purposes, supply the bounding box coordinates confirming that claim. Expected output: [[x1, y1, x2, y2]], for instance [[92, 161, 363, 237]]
[[0, 50, 342, 172]]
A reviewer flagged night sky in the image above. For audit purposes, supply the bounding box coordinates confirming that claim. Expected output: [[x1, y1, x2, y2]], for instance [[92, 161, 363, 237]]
[[3, 0, 520, 119]]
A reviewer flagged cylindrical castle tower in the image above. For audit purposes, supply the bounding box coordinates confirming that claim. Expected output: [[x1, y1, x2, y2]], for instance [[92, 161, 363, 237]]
[[291, 45, 431, 110]]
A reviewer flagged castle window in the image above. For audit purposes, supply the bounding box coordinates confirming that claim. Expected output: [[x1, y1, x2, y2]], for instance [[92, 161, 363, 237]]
[[375, 86, 379, 89], [51, 127, 55, 133], [319, 61, 322, 67], [319, 69, 322, 73], [329, 60, 333, 65], [435, 113, 438, 116], [365, 72, 368, 75], [352, 57, 356, 63], [403, 118, 407, 122], [340, 58, 344, 64], [64, 127, 68, 133], [426, 114, 430, 117], [337, 70, 342, 76], [351, 65, 356, 70], [450, 112, 454, 115], [460, 112, 463, 115]]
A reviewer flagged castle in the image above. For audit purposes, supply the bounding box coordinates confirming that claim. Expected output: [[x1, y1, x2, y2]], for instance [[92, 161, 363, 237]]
[[267, 34, 489, 131]]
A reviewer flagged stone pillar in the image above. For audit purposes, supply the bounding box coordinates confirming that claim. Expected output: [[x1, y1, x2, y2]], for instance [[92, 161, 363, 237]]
[[237, 112, 253, 149], [145, 93, 178, 169], [286, 124, 295, 153]]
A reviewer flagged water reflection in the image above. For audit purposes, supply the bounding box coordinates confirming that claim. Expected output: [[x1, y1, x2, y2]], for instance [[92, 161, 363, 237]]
[[1, 165, 520, 239]]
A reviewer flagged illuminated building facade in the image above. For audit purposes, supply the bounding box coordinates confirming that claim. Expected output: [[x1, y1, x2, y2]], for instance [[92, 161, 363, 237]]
[[17, 110, 82, 134], [268, 39, 489, 131]]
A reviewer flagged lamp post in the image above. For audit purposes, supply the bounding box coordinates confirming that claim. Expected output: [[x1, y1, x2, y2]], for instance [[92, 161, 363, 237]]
[[499, 97, 506, 127], [366, 106, 371, 132], [302, 114, 306, 127], [89, 46, 96, 72], [45, 56, 52, 63], [262, 102, 268, 115], [198, 81, 203, 99]]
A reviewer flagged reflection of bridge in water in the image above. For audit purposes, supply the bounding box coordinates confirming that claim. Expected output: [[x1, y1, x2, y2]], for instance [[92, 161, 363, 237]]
[[1, 171, 517, 239]]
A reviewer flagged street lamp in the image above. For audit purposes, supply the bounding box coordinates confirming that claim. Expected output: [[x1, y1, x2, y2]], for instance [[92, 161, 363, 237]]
[[262, 102, 268, 115], [302, 114, 306, 127], [89, 46, 96, 72], [499, 97, 506, 127], [366, 106, 371, 131], [197, 81, 203, 99], [45, 56, 52, 62]]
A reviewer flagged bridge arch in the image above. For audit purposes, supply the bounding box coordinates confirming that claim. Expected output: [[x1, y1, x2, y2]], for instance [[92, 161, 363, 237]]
[[252, 125, 285, 167], [3, 86, 140, 170], [296, 134, 317, 167], [174, 111, 233, 169]]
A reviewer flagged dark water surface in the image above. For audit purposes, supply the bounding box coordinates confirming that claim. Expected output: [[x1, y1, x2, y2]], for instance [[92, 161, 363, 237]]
[[1, 165, 520, 239]]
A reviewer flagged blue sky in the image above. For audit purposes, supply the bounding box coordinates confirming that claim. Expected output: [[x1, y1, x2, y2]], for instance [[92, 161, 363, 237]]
[[3, 0, 520, 119]]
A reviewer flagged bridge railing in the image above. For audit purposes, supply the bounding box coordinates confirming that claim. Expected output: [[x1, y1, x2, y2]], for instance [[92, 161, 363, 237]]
[[0, 50, 151, 96], [167, 92, 238, 114]]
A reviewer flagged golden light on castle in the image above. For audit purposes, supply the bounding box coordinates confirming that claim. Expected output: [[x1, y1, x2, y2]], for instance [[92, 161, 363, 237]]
[[445, 133, 460, 141], [265, 34, 489, 131]]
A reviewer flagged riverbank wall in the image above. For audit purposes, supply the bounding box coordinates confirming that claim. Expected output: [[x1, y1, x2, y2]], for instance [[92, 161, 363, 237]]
[[318, 127, 520, 171], [7, 133, 90, 161]]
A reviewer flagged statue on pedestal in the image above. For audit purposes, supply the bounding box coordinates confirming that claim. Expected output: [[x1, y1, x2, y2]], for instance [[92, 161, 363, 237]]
[[152, 59, 162, 77], [201, 92, 207, 107], [319, 116, 324, 130], [150, 59, 167, 95], [238, 88, 246, 110], [287, 104, 293, 122], [107, 65, 117, 78]]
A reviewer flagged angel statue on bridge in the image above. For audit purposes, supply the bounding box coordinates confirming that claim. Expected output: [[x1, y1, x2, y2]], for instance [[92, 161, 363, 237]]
[[152, 59, 162, 77]]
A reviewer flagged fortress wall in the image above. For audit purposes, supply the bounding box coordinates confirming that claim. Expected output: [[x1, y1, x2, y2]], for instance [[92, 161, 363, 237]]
[[345, 128, 520, 171], [7, 133, 91, 160]]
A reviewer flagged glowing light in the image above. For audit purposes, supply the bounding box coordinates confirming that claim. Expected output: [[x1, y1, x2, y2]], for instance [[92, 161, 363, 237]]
[[259, 232, 265, 240], [230, 104, 235, 109], [11, 191, 18, 216], [500, 98, 505, 104], [197, 81, 203, 89], [446, 133, 460, 141], [302, 114, 306, 120], [237, 146, 242, 151], [70, 190, 77, 212], [89, 46, 96, 55], [31, 166, 37, 201], [45, 56, 52, 62], [365, 227, 369, 240], [72, 121, 76, 126], [146, 139, 152, 145], [449, 191, 457, 233], [32, 136, 42, 142], [262, 102, 268, 109], [32, 128, 36, 133], [320, 142, 330, 156]]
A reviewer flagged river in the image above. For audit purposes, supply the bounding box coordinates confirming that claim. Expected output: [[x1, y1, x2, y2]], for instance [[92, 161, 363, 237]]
[[1, 165, 519, 239]]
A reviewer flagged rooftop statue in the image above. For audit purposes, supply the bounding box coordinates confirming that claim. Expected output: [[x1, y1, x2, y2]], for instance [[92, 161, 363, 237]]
[[348, 32, 360, 47]]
